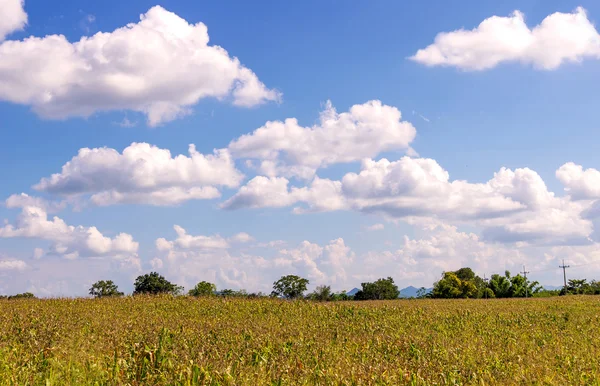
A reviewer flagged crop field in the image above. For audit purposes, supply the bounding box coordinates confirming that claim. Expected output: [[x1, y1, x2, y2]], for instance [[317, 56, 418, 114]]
[[0, 296, 599, 385]]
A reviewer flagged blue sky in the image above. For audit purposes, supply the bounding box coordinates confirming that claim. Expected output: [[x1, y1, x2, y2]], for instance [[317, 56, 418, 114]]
[[1, 0, 600, 296]]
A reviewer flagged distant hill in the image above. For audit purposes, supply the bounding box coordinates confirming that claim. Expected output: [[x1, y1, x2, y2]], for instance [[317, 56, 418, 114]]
[[346, 288, 360, 296], [400, 286, 432, 298], [346, 286, 433, 298], [541, 285, 563, 291]]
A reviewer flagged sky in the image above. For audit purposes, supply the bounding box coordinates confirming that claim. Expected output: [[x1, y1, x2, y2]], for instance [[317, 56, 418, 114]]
[[1, 0, 600, 296]]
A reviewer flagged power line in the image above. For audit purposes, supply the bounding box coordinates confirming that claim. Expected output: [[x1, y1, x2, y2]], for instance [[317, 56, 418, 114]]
[[559, 259, 570, 292], [521, 265, 530, 298]]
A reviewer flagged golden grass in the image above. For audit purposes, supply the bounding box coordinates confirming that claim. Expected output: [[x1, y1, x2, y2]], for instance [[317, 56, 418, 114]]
[[1, 296, 599, 385]]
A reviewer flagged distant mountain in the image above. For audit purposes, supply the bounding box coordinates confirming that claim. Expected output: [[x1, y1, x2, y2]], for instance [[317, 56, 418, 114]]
[[346, 288, 360, 296], [400, 286, 432, 298], [541, 285, 563, 291]]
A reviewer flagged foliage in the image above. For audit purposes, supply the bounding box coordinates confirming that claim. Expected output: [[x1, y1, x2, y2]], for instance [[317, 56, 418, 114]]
[[0, 292, 36, 300], [354, 277, 400, 300], [133, 272, 183, 296], [188, 281, 217, 297], [271, 275, 309, 299], [431, 272, 477, 299], [489, 271, 541, 298], [1, 297, 599, 384], [308, 285, 332, 301], [218, 289, 249, 297], [416, 287, 432, 299], [89, 280, 124, 298], [534, 289, 561, 298], [561, 279, 600, 295]]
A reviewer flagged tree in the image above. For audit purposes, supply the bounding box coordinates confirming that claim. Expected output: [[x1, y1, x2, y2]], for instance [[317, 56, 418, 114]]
[[508, 273, 541, 297], [308, 285, 332, 301], [188, 281, 216, 297], [89, 280, 124, 298], [271, 275, 309, 299], [219, 289, 248, 297], [489, 271, 512, 298], [431, 272, 477, 299], [2, 292, 36, 300], [133, 272, 182, 295], [489, 271, 541, 298], [416, 287, 432, 299], [354, 277, 400, 300]]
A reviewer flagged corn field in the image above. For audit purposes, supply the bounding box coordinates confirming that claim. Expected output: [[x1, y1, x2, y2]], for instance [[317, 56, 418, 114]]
[[0, 296, 599, 385]]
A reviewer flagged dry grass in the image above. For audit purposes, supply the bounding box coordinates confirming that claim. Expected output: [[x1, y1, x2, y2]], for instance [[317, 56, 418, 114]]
[[1, 296, 599, 385]]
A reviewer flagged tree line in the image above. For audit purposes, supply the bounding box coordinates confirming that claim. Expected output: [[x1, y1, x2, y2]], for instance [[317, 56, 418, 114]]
[[3, 268, 600, 300]]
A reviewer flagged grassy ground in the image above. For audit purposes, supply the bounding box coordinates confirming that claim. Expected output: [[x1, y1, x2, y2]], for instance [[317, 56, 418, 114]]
[[0, 296, 599, 385]]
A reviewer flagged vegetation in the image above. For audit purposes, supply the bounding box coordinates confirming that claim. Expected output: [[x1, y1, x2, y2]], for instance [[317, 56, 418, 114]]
[[133, 272, 183, 296], [0, 296, 599, 384], [561, 279, 600, 295], [271, 275, 309, 299], [89, 280, 124, 298], [188, 281, 217, 297], [354, 277, 400, 300], [430, 268, 542, 299], [0, 292, 35, 300]]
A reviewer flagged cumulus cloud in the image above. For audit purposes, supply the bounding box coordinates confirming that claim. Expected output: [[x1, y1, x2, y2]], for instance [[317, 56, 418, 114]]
[[229, 232, 254, 243], [0, 6, 280, 125], [224, 156, 595, 244], [0, 259, 27, 271], [155, 225, 229, 252], [5, 193, 66, 213], [556, 162, 600, 199], [0, 0, 27, 41], [366, 223, 385, 231], [229, 100, 416, 179], [221, 175, 346, 212], [411, 7, 600, 70], [0, 206, 139, 259], [34, 142, 243, 206]]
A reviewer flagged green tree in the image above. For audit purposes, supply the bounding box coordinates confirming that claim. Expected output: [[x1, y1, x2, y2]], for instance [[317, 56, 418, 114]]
[[431, 272, 477, 299], [188, 281, 216, 297], [489, 271, 513, 298], [330, 290, 351, 301], [271, 275, 309, 299], [6, 292, 35, 300], [89, 280, 124, 298], [354, 277, 400, 300], [219, 289, 248, 297], [566, 279, 590, 295], [133, 272, 182, 295], [416, 287, 431, 299], [489, 271, 541, 298], [308, 285, 332, 301]]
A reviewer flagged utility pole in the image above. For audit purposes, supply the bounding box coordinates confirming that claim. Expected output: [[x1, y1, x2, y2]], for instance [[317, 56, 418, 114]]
[[521, 265, 530, 298], [559, 259, 570, 292], [483, 274, 489, 299]]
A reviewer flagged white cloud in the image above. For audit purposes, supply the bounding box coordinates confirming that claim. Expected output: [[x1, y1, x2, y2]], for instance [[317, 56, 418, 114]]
[[229, 100, 416, 179], [221, 175, 346, 213], [0, 206, 139, 259], [229, 232, 254, 243], [366, 223, 385, 231], [0, 6, 280, 125], [0, 259, 27, 271], [411, 7, 600, 70], [33, 247, 44, 259], [556, 162, 600, 199], [156, 225, 229, 252], [224, 156, 595, 244], [220, 176, 300, 210], [34, 142, 243, 206], [5, 193, 66, 213], [0, 0, 27, 41]]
